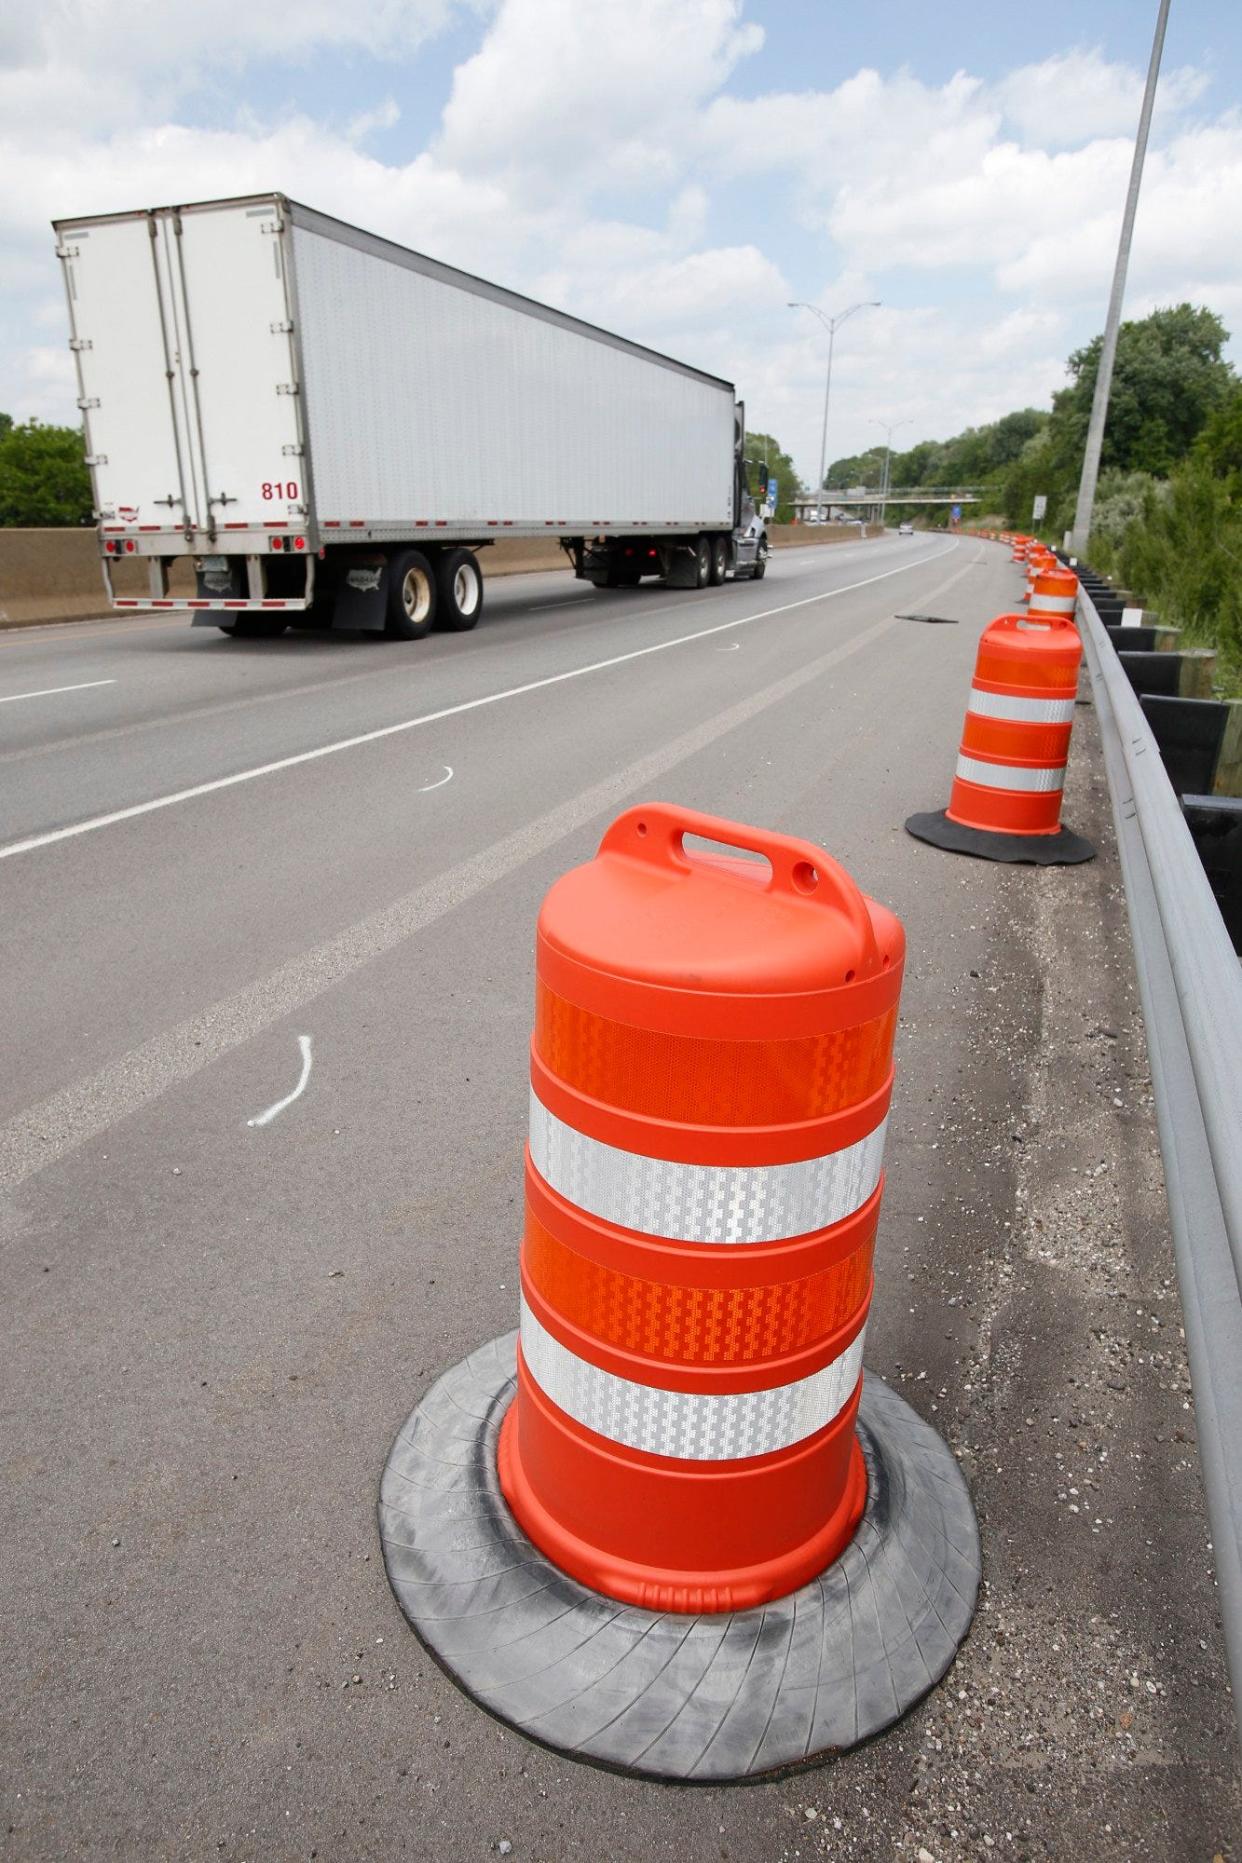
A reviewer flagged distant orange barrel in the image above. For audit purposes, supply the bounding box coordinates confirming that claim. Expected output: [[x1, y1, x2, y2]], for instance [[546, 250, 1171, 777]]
[[498, 804, 904, 1612], [1021, 548, 1054, 603], [1029, 563, 1079, 622], [947, 615, 1081, 836]]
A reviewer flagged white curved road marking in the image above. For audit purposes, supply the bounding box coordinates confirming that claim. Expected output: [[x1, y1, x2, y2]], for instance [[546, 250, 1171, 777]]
[[247, 1035, 313, 1128], [419, 765, 454, 792], [715, 643, 741, 652]]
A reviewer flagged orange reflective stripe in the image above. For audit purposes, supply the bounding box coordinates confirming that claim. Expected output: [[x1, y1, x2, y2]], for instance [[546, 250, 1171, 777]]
[[535, 980, 897, 1127], [523, 1206, 874, 1366]]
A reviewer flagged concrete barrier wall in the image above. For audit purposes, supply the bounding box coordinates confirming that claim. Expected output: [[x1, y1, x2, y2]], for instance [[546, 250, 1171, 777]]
[[0, 522, 884, 629]]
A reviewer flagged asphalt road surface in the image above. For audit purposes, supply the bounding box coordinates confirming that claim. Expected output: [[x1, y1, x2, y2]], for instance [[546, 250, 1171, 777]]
[[2, 536, 1238, 1860]]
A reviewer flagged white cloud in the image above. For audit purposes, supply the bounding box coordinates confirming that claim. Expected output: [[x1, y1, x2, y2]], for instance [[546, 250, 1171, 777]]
[[991, 48, 1210, 149], [0, 1, 470, 132], [438, 0, 763, 195], [346, 99, 403, 144]]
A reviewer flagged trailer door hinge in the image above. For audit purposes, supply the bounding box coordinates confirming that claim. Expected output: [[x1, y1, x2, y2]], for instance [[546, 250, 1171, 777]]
[[84, 454, 108, 467], [55, 244, 80, 260], [270, 320, 294, 334], [281, 443, 303, 458], [276, 382, 300, 396], [77, 396, 100, 411], [69, 337, 93, 352]]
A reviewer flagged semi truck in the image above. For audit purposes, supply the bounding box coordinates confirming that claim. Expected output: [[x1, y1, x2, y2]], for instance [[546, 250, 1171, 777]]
[[52, 193, 769, 640]]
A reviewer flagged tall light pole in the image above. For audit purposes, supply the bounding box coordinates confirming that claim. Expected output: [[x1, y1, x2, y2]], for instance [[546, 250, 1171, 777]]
[[1069, 0, 1171, 554], [789, 300, 881, 520], [872, 417, 912, 528]]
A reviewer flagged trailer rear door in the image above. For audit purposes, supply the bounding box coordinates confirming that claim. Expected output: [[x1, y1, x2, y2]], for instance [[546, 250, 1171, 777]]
[[57, 199, 305, 540]]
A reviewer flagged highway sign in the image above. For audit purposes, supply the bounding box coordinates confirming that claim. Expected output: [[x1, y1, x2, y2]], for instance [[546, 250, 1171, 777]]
[[1032, 494, 1048, 520]]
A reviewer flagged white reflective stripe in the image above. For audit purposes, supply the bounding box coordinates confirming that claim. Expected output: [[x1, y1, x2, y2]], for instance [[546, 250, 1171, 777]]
[[955, 753, 1064, 792], [1031, 593, 1076, 613], [967, 687, 1076, 724], [1015, 618, 1052, 631], [520, 1294, 865, 1460], [529, 1089, 886, 1244]]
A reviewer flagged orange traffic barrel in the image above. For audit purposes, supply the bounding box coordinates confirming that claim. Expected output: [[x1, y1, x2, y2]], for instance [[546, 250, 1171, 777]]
[[1029, 563, 1079, 622], [906, 615, 1095, 864], [379, 806, 980, 1781], [1010, 534, 1031, 562], [1021, 547, 1055, 602], [502, 804, 898, 1610]]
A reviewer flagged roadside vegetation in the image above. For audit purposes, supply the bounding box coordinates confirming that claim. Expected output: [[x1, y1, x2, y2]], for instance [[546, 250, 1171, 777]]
[[741, 430, 799, 522], [0, 414, 93, 526], [823, 303, 1240, 694]]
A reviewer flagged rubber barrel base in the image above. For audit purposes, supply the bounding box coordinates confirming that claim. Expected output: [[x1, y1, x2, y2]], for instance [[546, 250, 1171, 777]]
[[378, 1332, 980, 1782], [904, 809, 1096, 866]]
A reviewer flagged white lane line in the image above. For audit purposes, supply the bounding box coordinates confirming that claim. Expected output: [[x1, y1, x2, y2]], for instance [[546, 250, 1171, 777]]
[[419, 764, 454, 792], [0, 679, 116, 705], [246, 1035, 313, 1128], [0, 542, 956, 864]]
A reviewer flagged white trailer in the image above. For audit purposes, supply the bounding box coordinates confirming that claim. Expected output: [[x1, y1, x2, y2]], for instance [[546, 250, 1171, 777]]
[[52, 194, 769, 639]]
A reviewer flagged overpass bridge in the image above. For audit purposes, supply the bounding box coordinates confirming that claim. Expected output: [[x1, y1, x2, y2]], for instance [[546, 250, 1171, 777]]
[[791, 486, 993, 520]]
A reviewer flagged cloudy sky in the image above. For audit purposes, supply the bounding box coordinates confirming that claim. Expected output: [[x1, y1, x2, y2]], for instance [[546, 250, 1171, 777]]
[[3, 0, 1239, 485]]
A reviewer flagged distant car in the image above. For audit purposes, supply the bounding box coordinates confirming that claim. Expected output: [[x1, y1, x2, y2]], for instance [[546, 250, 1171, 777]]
[[898, 521, 914, 536]]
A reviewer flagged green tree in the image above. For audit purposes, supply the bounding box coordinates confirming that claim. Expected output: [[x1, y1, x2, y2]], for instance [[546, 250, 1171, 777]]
[[0, 420, 93, 526], [823, 447, 886, 490], [742, 430, 800, 522], [1191, 383, 1242, 494], [1098, 382, 1242, 693], [1047, 303, 1233, 484], [0, 412, 12, 441]]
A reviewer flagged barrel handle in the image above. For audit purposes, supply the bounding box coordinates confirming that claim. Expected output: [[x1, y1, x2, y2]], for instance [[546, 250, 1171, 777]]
[[598, 803, 877, 951], [996, 611, 1075, 634]]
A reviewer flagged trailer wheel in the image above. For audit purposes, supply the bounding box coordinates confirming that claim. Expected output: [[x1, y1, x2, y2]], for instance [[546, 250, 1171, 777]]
[[709, 535, 729, 585], [694, 536, 712, 588], [387, 550, 436, 640], [434, 549, 484, 632]]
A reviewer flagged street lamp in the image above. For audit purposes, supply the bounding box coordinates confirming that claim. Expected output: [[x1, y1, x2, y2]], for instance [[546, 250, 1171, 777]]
[[871, 417, 912, 527], [789, 300, 881, 521]]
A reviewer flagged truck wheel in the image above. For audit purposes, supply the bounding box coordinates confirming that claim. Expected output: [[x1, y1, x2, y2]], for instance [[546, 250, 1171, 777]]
[[694, 536, 712, 588], [387, 550, 436, 639], [435, 548, 484, 632], [751, 536, 769, 581], [709, 535, 729, 585]]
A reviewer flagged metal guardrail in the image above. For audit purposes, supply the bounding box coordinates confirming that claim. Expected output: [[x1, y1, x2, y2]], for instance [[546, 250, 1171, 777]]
[[1079, 585, 1242, 1747]]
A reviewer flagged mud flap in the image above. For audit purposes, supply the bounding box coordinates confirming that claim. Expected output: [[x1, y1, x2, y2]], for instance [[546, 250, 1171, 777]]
[[332, 556, 389, 632], [664, 541, 700, 589]]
